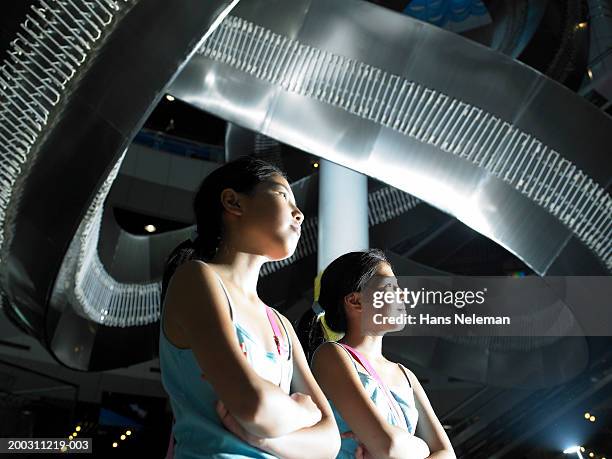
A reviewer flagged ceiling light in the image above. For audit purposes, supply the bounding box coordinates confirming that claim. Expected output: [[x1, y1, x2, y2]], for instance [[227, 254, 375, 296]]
[[165, 94, 175, 102], [144, 224, 156, 233], [564, 446, 584, 459]]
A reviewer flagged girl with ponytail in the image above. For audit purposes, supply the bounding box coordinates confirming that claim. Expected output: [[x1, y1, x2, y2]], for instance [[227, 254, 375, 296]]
[[159, 155, 340, 459], [297, 250, 455, 459]]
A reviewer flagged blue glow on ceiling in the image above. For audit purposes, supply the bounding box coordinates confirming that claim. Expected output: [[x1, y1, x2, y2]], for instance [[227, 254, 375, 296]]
[[403, 0, 491, 33]]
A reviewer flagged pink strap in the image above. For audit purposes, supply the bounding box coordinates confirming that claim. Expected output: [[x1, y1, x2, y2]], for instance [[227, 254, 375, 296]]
[[265, 305, 288, 356], [339, 343, 408, 430]]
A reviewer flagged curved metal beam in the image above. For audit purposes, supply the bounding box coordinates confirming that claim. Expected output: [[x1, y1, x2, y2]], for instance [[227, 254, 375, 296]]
[[169, 0, 612, 276], [0, 0, 239, 370]]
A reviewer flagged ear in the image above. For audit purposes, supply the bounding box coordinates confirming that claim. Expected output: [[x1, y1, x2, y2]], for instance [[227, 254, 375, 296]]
[[220, 188, 243, 216], [343, 291, 362, 313]]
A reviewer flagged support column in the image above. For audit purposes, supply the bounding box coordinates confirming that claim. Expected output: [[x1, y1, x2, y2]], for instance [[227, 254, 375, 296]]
[[317, 159, 369, 272]]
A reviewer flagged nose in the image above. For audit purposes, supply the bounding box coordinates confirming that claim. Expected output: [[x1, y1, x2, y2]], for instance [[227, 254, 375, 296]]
[[292, 206, 304, 225]]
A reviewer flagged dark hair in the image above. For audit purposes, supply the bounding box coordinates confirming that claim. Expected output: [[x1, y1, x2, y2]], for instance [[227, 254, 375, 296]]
[[296, 249, 390, 365], [160, 155, 287, 307]]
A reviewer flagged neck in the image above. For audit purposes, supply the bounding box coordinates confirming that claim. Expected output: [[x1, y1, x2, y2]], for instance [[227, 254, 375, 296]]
[[209, 241, 267, 299], [340, 330, 384, 362]]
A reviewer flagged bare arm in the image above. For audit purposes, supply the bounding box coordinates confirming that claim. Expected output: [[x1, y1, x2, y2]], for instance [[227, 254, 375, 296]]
[[403, 365, 456, 459], [170, 261, 320, 437], [311, 342, 429, 459], [250, 315, 341, 459], [215, 313, 340, 458]]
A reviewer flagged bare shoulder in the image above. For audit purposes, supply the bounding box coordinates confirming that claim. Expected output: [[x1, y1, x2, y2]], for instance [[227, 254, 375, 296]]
[[311, 341, 350, 370], [172, 258, 216, 284], [166, 259, 229, 323], [310, 342, 365, 392], [169, 260, 218, 299]]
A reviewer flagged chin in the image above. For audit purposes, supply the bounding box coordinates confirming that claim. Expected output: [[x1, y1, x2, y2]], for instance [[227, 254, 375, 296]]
[[268, 244, 297, 261]]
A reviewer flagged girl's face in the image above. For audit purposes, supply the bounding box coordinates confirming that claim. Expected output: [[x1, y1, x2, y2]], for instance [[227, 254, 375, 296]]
[[236, 173, 304, 261], [360, 262, 406, 335]]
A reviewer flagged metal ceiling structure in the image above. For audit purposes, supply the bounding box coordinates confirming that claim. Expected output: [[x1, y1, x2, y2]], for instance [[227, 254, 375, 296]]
[[0, 0, 241, 369], [0, 0, 610, 456]]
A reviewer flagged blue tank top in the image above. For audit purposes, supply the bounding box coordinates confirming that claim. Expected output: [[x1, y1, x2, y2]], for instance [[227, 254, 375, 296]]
[[159, 261, 293, 458], [321, 341, 419, 459]]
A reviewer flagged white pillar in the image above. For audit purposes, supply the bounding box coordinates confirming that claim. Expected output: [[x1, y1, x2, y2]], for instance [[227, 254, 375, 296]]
[[317, 159, 369, 272]]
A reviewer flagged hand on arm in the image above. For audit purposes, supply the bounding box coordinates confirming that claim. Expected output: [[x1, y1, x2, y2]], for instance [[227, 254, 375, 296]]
[[217, 314, 341, 459], [170, 261, 321, 438]]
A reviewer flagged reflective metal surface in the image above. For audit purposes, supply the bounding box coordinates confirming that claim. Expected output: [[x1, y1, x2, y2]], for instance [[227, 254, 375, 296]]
[[225, 124, 423, 276], [170, 0, 612, 276], [0, 0, 239, 370], [0, 0, 609, 378]]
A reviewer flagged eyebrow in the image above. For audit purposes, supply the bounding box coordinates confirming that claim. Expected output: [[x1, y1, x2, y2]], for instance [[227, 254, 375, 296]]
[[270, 182, 297, 204], [375, 277, 398, 285], [270, 182, 293, 195]]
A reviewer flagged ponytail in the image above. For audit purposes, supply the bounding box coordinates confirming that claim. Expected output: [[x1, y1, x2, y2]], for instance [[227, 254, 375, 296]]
[[297, 301, 347, 365], [297, 306, 326, 366]]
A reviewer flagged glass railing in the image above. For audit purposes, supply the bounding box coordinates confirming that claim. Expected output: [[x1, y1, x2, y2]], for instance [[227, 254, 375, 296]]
[[133, 129, 225, 162]]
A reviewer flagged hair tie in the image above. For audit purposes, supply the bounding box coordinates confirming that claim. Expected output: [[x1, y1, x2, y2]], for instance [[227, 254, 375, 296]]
[[317, 311, 345, 342], [312, 272, 344, 341], [312, 301, 324, 315]]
